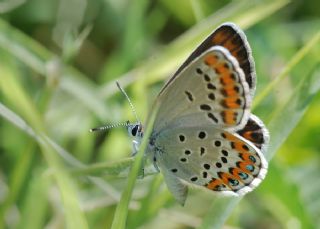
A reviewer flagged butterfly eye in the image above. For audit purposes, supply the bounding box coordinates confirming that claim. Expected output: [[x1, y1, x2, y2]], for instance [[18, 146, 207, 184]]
[[128, 123, 143, 137], [131, 125, 139, 137]]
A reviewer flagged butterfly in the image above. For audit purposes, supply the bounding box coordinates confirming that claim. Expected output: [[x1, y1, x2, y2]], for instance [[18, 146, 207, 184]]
[[94, 22, 269, 205]]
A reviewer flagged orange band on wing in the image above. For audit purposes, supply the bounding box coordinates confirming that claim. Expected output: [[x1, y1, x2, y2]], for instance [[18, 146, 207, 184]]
[[229, 167, 242, 180], [219, 172, 238, 187], [237, 161, 254, 174], [220, 76, 234, 85], [239, 152, 254, 162], [222, 97, 241, 109], [224, 132, 239, 141], [223, 39, 242, 53], [233, 141, 250, 154], [204, 55, 219, 67], [211, 32, 231, 45], [211, 29, 242, 56], [221, 110, 237, 125], [222, 87, 238, 97], [216, 64, 229, 75], [206, 178, 225, 190], [241, 130, 256, 142]]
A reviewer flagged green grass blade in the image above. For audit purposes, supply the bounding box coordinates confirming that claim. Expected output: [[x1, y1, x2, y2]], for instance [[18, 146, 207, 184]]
[[253, 30, 320, 108], [0, 18, 108, 119], [71, 158, 134, 177], [110, 101, 159, 229], [0, 63, 89, 228]]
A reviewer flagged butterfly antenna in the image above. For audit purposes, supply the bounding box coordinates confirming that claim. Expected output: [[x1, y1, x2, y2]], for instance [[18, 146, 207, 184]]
[[116, 81, 140, 123], [90, 121, 131, 132], [90, 82, 140, 132]]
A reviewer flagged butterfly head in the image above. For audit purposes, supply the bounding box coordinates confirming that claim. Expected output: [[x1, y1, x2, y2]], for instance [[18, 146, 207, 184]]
[[90, 81, 143, 138], [126, 121, 143, 139]]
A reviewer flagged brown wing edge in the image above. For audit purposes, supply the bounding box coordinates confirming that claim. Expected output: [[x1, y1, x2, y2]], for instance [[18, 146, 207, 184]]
[[237, 114, 269, 154], [160, 22, 256, 97]]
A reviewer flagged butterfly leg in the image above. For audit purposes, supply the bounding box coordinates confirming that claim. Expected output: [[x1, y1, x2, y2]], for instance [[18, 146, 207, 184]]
[[130, 139, 146, 178], [137, 156, 145, 179], [131, 140, 140, 156]]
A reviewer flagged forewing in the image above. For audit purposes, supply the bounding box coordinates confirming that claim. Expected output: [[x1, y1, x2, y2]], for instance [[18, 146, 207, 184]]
[[155, 125, 268, 196], [154, 46, 251, 133], [161, 23, 256, 97]]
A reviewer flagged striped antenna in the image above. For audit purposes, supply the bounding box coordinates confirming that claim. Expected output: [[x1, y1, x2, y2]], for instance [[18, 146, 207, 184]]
[[116, 81, 140, 123], [90, 81, 140, 132], [90, 121, 130, 132]]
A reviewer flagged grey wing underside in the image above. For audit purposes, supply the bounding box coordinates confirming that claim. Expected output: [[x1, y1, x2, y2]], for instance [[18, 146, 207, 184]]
[[161, 167, 188, 206], [153, 46, 252, 133], [155, 117, 268, 197]]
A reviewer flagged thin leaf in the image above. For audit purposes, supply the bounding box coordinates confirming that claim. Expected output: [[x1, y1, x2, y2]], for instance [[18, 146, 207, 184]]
[[0, 18, 108, 119], [110, 101, 159, 229], [253, 30, 320, 108]]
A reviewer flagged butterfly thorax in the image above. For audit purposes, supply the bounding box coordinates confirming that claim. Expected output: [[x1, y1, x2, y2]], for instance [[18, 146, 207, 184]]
[[127, 122, 162, 166]]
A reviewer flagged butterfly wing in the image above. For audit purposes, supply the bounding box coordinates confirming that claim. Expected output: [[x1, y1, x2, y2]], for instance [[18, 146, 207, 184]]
[[153, 46, 251, 133], [147, 23, 269, 204], [155, 125, 268, 196], [160, 23, 256, 97], [161, 166, 188, 205], [237, 114, 269, 153]]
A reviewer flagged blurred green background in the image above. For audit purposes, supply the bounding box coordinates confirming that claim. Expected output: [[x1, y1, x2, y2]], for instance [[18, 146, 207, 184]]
[[0, 0, 320, 228]]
